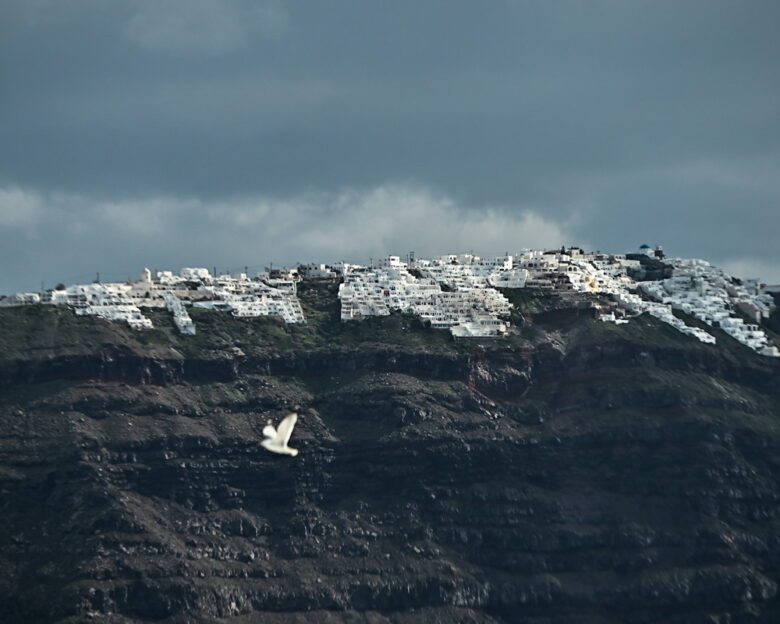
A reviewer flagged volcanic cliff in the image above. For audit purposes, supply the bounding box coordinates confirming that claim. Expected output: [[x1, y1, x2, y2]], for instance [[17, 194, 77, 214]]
[[2, 282, 780, 623]]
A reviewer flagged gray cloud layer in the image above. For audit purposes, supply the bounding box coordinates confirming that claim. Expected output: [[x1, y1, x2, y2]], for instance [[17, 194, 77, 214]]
[[0, 185, 578, 290], [1, 1, 779, 291]]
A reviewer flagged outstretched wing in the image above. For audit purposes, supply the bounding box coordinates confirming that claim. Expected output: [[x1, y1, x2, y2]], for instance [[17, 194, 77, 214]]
[[262, 424, 277, 439], [276, 412, 298, 446]]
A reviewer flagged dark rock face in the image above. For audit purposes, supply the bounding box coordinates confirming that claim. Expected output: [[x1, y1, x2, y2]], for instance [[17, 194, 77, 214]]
[[625, 255, 674, 282], [2, 292, 780, 623]]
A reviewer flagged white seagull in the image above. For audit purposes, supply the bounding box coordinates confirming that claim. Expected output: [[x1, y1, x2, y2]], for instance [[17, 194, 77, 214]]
[[260, 412, 299, 456]]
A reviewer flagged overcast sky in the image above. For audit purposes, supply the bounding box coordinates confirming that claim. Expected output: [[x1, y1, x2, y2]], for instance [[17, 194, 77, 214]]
[[1, 0, 779, 292]]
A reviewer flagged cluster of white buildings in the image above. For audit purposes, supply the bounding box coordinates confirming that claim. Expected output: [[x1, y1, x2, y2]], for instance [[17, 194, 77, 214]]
[[47, 282, 155, 330], [337, 247, 778, 353], [0, 267, 304, 335], [638, 258, 779, 357], [498, 245, 777, 354], [186, 272, 305, 324], [163, 292, 195, 335], [1, 247, 778, 355], [339, 255, 513, 337]]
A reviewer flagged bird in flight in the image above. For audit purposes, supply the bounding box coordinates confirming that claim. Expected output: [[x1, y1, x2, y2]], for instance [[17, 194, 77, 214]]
[[261, 412, 299, 456]]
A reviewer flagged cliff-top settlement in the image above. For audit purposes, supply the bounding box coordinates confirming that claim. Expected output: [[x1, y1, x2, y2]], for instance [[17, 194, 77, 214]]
[[2, 245, 778, 356]]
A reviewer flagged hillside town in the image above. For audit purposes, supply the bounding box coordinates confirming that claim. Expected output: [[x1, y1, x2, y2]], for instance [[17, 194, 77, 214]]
[[338, 255, 513, 338], [2, 246, 778, 357], [1, 267, 305, 336]]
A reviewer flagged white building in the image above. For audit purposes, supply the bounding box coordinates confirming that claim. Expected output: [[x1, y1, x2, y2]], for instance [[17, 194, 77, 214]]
[[181, 267, 213, 281], [163, 292, 195, 335], [298, 263, 338, 279]]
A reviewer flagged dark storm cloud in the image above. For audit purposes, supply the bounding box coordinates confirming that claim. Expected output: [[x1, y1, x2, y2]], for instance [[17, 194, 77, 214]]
[[1, 0, 779, 291]]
